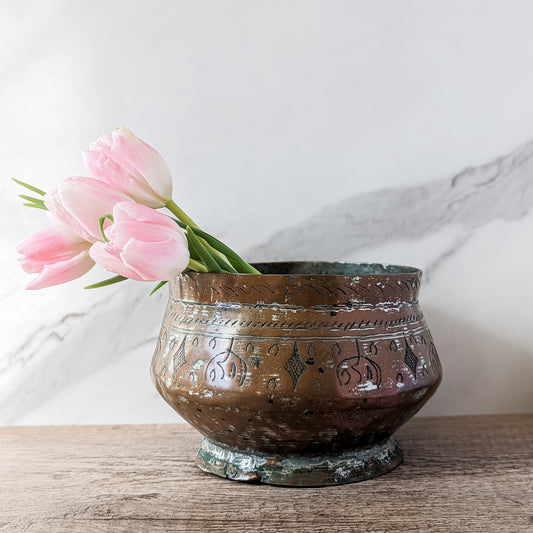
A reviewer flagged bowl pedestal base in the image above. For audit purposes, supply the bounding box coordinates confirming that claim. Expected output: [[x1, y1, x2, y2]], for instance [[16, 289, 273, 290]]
[[196, 437, 404, 487]]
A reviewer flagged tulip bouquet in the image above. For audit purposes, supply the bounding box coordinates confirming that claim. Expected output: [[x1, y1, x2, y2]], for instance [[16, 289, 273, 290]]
[[15, 127, 260, 292]]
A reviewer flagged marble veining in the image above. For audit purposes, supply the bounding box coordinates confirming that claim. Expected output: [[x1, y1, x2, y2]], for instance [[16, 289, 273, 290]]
[[0, 283, 166, 424], [249, 140, 533, 280]]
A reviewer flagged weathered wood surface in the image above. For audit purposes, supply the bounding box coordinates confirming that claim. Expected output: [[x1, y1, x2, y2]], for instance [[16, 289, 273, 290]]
[[0, 415, 531, 532]]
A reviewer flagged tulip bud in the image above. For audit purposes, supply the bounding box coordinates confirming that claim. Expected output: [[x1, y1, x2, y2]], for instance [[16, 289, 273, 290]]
[[44, 177, 132, 243], [83, 127, 173, 208], [89, 202, 190, 282], [17, 224, 94, 289]]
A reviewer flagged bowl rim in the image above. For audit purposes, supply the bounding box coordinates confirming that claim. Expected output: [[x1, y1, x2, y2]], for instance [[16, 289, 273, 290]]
[[177, 261, 422, 278]]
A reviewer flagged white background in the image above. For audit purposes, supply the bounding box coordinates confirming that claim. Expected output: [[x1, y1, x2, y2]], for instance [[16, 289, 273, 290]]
[[1, 0, 532, 424]]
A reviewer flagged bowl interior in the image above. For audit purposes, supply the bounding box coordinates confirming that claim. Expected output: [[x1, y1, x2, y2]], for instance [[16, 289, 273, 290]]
[[251, 261, 420, 276]]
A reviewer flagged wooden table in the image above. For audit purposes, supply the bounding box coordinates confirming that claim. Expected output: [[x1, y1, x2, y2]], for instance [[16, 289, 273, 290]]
[[0, 415, 531, 532]]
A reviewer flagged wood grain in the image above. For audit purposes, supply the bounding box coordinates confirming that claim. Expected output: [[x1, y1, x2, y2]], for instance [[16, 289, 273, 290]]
[[0, 415, 531, 532]]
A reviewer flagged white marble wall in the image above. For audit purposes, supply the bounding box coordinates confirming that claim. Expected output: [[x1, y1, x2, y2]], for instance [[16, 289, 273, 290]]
[[2, 1, 533, 425]]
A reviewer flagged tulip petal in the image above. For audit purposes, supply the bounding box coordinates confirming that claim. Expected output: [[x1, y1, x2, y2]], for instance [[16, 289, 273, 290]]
[[84, 127, 172, 207], [112, 201, 179, 229], [44, 188, 93, 243], [25, 251, 95, 290], [89, 202, 189, 282], [121, 237, 190, 281], [110, 127, 173, 202], [108, 202, 187, 247], [83, 150, 163, 208], [45, 177, 132, 242], [17, 224, 89, 266], [107, 221, 181, 249], [89, 241, 144, 281]]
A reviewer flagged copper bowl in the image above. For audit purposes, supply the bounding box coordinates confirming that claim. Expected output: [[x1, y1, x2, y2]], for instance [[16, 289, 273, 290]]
[[151, 262, 442, 486]]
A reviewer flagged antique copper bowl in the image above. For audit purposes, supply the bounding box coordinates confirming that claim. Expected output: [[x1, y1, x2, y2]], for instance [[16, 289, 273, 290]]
[[151, 262, 442, 486]]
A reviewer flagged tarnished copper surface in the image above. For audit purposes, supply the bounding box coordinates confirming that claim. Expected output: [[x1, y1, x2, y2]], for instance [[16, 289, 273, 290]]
[[151, 262, 442, 485]]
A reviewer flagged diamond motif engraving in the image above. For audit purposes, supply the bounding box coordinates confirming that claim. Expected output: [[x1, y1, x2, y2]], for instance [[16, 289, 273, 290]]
[[284, 342, 307, 390], [404, 342, 418, 378]]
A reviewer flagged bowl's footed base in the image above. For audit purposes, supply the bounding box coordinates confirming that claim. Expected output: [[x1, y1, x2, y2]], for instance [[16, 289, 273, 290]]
[[196, 437, 404, 487]]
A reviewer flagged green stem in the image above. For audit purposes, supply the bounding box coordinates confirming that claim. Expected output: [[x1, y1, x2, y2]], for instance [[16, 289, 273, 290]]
[[165, 199, 198, 228]]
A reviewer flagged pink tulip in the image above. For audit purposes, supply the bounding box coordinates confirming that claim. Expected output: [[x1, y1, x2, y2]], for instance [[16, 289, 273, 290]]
[[44, 177, 132, 243], [83, 127, 173, 208], [17, 224, 94, 289], [89, 202, 190, 282]]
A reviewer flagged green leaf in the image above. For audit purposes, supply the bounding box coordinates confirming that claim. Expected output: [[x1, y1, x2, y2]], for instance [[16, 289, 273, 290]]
[[22, 202, 47, 210], [85, 275, 127, 289], [12, 178, 46, 196], [19, 194, 46, 207], [149, 280, 168, 296], [171, 218, 260, 274], [185, 234, 202, 262], [209, 249, 238, 273], [187, 259, 208, 272], [191, 230, 260, 274], [186, 226, 222, 273]]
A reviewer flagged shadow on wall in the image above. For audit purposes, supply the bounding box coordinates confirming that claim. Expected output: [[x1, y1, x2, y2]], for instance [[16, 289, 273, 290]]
[[419, 306, 533, 417]]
